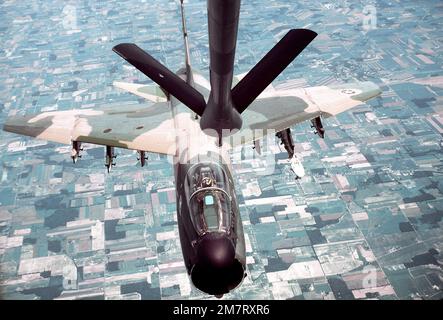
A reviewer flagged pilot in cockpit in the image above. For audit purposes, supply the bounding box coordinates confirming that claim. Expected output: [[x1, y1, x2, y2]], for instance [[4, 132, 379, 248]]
[[187, 164, 232, 234], [199, 167, 216, 189], [193, 167, 220, 230]]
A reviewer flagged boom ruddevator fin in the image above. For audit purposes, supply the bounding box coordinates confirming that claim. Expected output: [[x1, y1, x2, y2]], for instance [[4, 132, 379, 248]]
[[113, 43, 206, 116], [231, 29, 317, 113]]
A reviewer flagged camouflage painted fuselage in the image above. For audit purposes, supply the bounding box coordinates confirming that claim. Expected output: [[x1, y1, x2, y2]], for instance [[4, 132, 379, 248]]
[[169, 69, 247, 296]]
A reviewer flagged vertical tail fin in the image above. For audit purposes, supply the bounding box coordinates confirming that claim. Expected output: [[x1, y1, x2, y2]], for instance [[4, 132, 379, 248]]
[[180, 0, 194, 86]]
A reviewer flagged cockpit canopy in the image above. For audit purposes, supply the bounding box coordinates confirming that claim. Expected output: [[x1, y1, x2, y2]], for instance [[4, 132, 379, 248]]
[[184, 162, 234, 235]]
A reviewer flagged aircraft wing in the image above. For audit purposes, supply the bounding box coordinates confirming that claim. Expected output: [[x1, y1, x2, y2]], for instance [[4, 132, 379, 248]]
[[234, 81, 381, 146], [113, 81, 168, 103], [3, 103, 177, 155]]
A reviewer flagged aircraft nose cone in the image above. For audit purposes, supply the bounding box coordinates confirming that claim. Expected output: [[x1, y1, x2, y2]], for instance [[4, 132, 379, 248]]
[[197, 233, 235, 269], [191, 232, 245, 296]]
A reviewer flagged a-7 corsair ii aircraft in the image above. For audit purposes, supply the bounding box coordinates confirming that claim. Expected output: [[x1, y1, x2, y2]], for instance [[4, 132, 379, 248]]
[[3, 0, 381, 297]]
